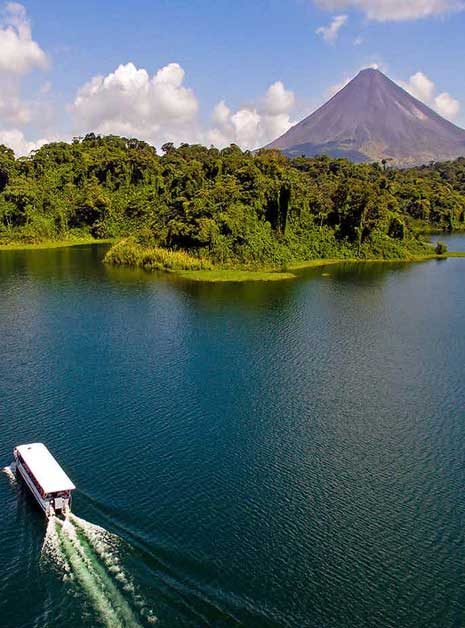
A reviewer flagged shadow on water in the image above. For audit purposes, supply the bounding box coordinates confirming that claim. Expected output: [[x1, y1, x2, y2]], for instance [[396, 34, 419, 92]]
[[104, 255, 429, 313], [0, 244, 113, 282], [103, 256, 299, 312], [1, 243, 433, 307], [294, 259, 427, 285]]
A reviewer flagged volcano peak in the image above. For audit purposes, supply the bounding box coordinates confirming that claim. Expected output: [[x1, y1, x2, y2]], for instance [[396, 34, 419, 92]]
[[266, 69, 465, 166]]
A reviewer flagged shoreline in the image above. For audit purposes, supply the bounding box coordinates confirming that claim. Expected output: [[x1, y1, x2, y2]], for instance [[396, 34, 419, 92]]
[[173, 252, 465, 282], [1, 238, 464, 282], [0, 238, 114, 251]]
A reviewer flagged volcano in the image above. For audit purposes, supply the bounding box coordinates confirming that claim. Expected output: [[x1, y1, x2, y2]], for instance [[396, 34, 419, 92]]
[[266, 68, 465, 166]]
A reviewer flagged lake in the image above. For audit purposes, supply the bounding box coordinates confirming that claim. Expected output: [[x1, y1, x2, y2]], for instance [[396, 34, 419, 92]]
[[1, 243, 465, 627]]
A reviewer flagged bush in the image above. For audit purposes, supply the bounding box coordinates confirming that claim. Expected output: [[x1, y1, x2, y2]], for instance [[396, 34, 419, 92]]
[[104, 239, 214, 271], [435, 241, 448, 255]]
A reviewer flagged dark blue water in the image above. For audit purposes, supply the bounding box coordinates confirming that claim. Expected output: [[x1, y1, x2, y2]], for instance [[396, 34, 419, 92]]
[[1, 244, 465, 627]]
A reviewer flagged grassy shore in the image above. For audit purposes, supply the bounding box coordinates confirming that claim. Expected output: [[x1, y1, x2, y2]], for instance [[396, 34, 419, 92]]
[[0, 238, 465, 283], [445, 251, 465, 257], [0, 238, 113, 251], [173, 252, 464, 282], [175, 269, 296, 282]]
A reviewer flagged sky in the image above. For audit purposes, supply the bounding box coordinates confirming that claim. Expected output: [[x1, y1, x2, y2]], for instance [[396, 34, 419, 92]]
[[1, 0, 465, 155]]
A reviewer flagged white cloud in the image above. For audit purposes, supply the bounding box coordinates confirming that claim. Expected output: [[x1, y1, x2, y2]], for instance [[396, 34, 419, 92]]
[[401, 71, 435, 102], [72, 62, 200, 145], [0, 75, 30, 124], [207, 81, 296, 150], [72, 64, 296, 151], [0, 2, 47, 74], [314, 0, 464, 21], [262, 80, 295, 114], [353, 36, 363, 45], [0, 128, 49, 155], [0, 3, 52, 155], [212, 100, 231, 126], [400, 71, 461, 120], [434, 92, 460, 119], [230, 109, 262, 147], [316, 14, 348, 43]]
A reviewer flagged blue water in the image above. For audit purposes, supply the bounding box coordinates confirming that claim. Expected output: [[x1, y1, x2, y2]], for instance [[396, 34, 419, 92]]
[[430, 232, 465, 251], [1, 243, 465, 627]]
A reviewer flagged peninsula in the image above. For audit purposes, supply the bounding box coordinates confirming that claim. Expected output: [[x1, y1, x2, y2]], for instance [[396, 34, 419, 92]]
[[2, 134, 465, 281]]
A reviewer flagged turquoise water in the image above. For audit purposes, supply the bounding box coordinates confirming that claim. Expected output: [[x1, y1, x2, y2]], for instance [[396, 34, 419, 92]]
[[1, 244, 465, 627]]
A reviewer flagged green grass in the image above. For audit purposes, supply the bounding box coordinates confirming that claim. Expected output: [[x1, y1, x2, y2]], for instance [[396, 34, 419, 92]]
[[181, 252, 465, 283], [0, 238, 113, 251], [174, 269, 296, 282], [104, 239, 213, 271], [103, 238, 465, 283]]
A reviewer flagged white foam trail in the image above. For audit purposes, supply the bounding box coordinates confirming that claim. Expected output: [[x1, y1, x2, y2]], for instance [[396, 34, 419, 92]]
[[2, 464, 17, 486], [69, 514, 157, 624], [41, 516, 72, 576], [60, 518, 127, 627], [40, 513, 157, 626], [70, 514, 135, 593]]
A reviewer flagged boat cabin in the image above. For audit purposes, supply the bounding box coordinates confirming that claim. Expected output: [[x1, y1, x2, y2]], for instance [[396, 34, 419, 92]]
[[13, 443, 75, 517]]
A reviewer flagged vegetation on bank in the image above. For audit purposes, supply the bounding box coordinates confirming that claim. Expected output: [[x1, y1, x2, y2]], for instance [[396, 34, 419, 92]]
[[0, 237, 112, 251], [2, 134, 465, 276], [105, 241, 455, 281], [175, 269, 297, 282], [105, 239, 213, 271]]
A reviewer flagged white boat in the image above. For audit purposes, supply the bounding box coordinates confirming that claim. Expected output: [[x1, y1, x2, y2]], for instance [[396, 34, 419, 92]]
[[13, 443, 75, 517]]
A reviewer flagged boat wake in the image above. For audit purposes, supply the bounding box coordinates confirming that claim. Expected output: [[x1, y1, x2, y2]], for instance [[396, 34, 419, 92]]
[[41, 513, 157, 627], [2, 464, 17, 486]]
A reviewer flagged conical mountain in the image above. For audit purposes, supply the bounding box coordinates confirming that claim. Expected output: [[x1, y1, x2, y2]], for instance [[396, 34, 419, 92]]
[[266, 68, 465, 166]]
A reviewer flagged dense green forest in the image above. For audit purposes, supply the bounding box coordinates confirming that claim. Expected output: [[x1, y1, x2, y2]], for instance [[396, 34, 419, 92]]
[[1, 134, 464, 269]]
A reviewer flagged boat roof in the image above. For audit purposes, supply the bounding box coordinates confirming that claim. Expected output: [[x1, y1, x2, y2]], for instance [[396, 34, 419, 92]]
[[16, 443, 76, 493]]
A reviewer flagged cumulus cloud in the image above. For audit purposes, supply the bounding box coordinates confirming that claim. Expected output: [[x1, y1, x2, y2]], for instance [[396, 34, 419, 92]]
[[72, 64, 296, 151], [72, 62, 200, 145], [316, 14, 348, 43], [0, 128, 49, 155], [207, 81, 296, 150], [401, 71, 435, 102], [0, 2, 47, 74], [262, 80, 295, 115], [0, 76, 30, 124], [0, 3, 52, 155], [434, 91, 460, 119], [313, 0, 464, 21], [212, 100, 231, 127], [400, 71, 460, 120]]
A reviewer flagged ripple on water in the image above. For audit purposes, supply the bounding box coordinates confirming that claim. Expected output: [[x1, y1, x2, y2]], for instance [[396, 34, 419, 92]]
[[2, 244, 465, 627]]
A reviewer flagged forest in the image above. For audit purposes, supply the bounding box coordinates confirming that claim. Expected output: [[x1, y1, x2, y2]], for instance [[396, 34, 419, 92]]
[[1, 134, 465, 270]]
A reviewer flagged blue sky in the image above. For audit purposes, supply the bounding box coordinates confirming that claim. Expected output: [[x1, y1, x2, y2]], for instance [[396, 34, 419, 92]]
[[1, 0, 465, 154]]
